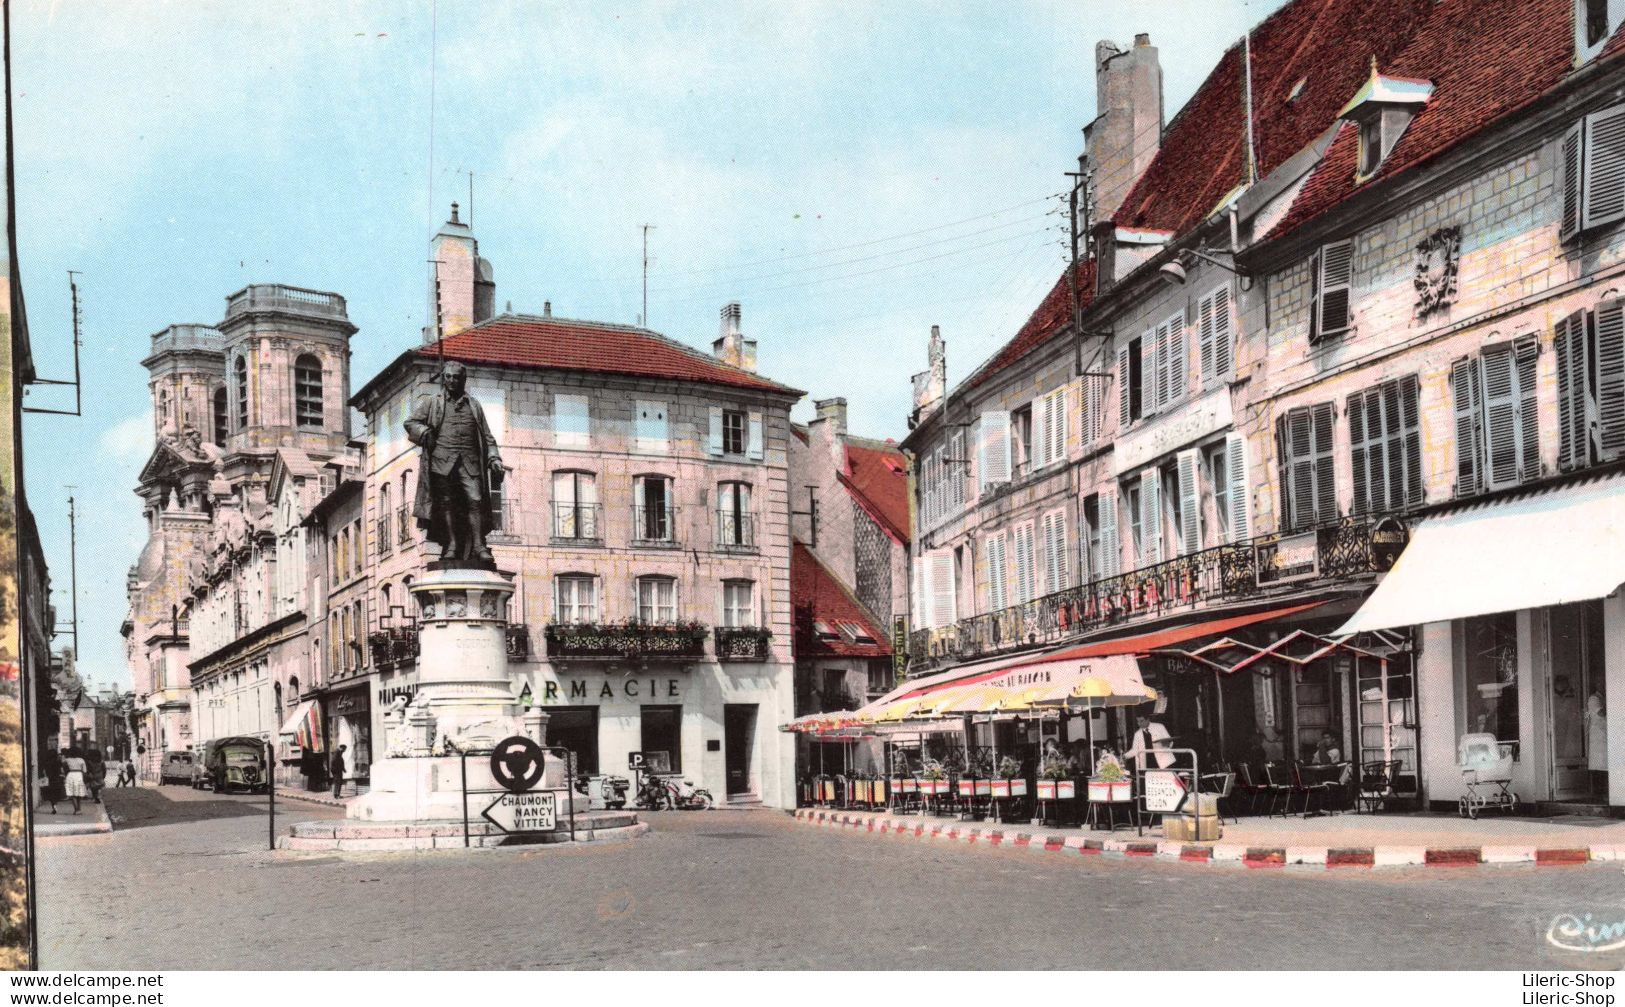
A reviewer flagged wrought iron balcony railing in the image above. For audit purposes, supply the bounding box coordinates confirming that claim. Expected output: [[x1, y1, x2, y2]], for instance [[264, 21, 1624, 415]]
[[367, 627, 421, 670], [505, 625, 532, 660], [715, 510, 757, 551], [396, 506, 412, 547], [714, 626, 772, 662], [544, 621, 709, 660], [551, 502, 602, 543], [632, 505, 679, 546], [908, 514, 1398, 671]]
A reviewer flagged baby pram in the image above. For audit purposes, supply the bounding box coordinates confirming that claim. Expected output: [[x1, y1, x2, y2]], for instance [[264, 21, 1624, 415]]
[[1457, 732, 1518, 819]]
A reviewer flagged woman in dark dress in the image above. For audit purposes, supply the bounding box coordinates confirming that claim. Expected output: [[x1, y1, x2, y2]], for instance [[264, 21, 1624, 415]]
[[39, 749, 62, 814]]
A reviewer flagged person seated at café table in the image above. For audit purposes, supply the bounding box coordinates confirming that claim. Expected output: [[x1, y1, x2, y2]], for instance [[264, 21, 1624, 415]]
[[1309, 730, 1343, 765]]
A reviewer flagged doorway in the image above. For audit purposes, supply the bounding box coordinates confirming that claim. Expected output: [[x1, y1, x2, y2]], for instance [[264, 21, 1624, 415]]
[[1548, 601, 1606, 801], [547, 706, 599, 775], [723, 704, 757, 797]]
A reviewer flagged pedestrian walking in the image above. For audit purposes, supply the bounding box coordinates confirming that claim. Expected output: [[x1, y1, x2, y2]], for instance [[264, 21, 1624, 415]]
[[61, 747, 87, 814], [85, 748, 106, 804], [328, 744, 347, 799], [122, 757, 137, 787], [39, 749, 62, 814]]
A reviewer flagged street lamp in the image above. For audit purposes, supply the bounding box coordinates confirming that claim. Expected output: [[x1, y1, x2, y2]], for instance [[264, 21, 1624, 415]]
[[1159, 247, 1253, 290]]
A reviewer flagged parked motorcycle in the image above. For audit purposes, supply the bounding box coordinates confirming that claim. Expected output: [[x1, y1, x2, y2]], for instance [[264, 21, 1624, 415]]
[[661, 775, 714, 811], [634, 772, 672, 810], [573, 774, 631, 810]]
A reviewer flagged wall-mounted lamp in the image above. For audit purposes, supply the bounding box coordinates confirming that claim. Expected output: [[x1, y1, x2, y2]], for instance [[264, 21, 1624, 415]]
[[1159, 247, 1254, 290]]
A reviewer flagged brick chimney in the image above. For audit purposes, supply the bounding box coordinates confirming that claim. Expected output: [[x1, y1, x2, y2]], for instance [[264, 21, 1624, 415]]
[[425, 202, 496, 345], [1085, 34, 1163, 225], [909, 325, 946, 428], [814, 397, 848, 436], [712, 301, 758, 372]]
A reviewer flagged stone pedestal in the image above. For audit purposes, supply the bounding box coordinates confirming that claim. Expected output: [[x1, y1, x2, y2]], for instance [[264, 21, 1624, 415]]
[[350, 567, 565, 823]]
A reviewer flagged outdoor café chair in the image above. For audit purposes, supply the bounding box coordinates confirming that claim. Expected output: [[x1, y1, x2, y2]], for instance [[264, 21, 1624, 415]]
[[1263, 761, 1301, 816], [1357, 760, 1401, 814], [1232, 763, 1266, 815], [1199, 770, 1237, 824], [1293, 761, 1340, 815]]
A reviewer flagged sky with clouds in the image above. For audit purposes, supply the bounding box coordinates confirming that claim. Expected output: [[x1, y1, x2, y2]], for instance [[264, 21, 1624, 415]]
[[12, 0, 1287, 687]]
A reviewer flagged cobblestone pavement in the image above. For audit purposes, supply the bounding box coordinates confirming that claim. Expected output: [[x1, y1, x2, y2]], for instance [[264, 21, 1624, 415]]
[[32, 787, 1625, 969]]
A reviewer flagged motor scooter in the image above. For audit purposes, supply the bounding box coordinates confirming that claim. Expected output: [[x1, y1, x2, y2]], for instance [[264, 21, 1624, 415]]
[[662, 775, 714, 810]]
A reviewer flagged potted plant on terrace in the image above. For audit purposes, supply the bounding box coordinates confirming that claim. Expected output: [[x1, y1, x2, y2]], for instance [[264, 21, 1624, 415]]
[[1088, 751, 1131, 803], [991, 755, 1027, 798], [1037, 754, 1077, 801]]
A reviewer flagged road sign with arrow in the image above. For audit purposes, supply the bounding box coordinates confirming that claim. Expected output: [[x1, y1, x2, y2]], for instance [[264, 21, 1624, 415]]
[[482, 790, 557, 834]]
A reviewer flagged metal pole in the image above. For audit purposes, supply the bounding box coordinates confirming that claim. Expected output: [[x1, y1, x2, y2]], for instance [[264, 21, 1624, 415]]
[[567, 749, 577, 844], [460, 750, 470, 848], [266, 739, 276, 852]]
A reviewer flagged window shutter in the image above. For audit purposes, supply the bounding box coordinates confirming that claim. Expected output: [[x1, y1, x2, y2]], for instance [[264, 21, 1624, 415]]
[[911, 556, 926, 629], [1451, 358, 1483, 495], [1583, 104, 1625, 232], [1224, 431, 1250, 543], [1479, 347, 1521, 490], [1031, 395, 1050, 470], [1166, 312, 1187, 405], [1198, 291, 1216, 380], [1317, 240, 1354, 338], [1140, 469, 1162, 566], [1284, 411, 1315, 530], [1598, 299, 1625, 457], [1049, 390, 1067, 465], [1140, 330, 1156, 416], [1212, 285, 1233, 378], [1379, 381, 1404, 511], [1514, 338, 1541, 482], [1308, 249, 1322, 342], [747, 411, 764, 460], [928, 551, 957, 628], [1401, 376, 1423, 507], [1562, 120, 1585, 242], [1042, 511, 1067, 593], [1312, 402, 1337, 523], [1153, 322, 1170, 410], [986, 534, 1008, 611], [1011, 523, 1034, 604], [707, 406, 724, 456], [1348, 390, 1370, 515], [1082, 377, 1097, 447], [1176, 449, 1201, 555], [1556, 310, 1592, 469], [980, 411, 1011, 486], [1117, 346, 1132, 428]]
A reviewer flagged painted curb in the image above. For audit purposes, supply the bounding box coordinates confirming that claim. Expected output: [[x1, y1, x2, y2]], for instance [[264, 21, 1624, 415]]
[[786, 808, 1604, 871]]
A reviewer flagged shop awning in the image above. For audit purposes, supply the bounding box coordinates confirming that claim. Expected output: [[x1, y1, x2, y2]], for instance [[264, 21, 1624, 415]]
[[1156, 629, 1386, 673], [277, 700, 323, 752], [1335, 472, 1625, 635]]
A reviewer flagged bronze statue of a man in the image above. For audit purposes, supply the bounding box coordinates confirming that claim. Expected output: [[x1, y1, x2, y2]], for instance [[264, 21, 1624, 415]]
[[405, 362, 504, 566]]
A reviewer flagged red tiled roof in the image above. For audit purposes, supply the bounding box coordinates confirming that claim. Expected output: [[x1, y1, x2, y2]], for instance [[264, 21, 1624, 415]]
[[841, 440, 910, 542], [791, 542, 890, 659], [1115, 0, 1434, 236], [1271, 0, 1621, 239], [965, 260, 1095, 391], [419, 314, 801, 395]]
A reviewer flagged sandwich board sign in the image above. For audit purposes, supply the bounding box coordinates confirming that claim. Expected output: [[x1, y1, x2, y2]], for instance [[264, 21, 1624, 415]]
[[482, 790, 558, 834], [1142, 769, 1188, 814]]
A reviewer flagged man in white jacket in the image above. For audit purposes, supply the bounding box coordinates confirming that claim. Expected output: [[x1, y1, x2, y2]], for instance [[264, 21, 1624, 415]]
[[1124, 712, 1174, 771]]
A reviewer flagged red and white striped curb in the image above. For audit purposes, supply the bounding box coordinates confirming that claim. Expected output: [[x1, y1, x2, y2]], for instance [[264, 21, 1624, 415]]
[[791, 808, 1621, 870]]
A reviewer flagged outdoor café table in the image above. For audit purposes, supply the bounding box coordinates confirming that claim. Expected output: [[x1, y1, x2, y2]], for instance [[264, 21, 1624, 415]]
[[1302, 762, 1350, 813]]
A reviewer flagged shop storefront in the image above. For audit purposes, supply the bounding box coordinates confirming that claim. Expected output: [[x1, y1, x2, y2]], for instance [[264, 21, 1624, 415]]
[[1338, 471, 1625, 811], [323, 686, 372, 789], [516, 662, 792, 806]]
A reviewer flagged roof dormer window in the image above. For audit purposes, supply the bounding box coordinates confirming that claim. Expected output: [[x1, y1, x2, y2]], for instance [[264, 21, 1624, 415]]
[[1578, 0, 1623, 62], [1339, 63, 1433, 183]]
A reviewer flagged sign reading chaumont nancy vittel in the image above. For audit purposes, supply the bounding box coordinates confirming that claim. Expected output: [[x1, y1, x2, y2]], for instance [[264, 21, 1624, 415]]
[[482, 791, 558, 834]]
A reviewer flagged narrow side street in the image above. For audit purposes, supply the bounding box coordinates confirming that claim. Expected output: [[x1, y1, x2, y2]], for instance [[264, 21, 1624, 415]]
[[32, 788, 1625, 970]]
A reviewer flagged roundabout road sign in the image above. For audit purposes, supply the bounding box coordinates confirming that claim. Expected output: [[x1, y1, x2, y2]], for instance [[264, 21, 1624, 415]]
[[490, 735, 546, 794]]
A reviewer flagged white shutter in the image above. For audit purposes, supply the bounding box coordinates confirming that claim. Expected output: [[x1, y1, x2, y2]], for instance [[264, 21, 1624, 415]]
[[1479, 347, 1521, 490], [1042, 510, 1067, 593], [1098, 491, 1120, 578], [1451, 358, 1484, 495], [1082, 377, 1096, 447], [1166, 312, 1186, 405], [1014, 523, 1036, 604], [747, 411, 764, 460], [1050, 389, 1067, 464], [1562, 120, 1585, 242], [1317, 239, 1354, 337], [928, 550, 957, 628], [980, 411, 1011, 486], [911, 556, 926, 629], [1117, 346, 1132, 428], [1557, 310, 1593, 469], [1139, 331, 1155, 417], [1153, 321, 1170, 410], [1224, 431, 1250, 543], [1212, 285, 1233, 378], [1031, 395, 1050, 470], [1198, 291, 1217, 381], [1583, 104, 1625, 232], [707, 406, 724, 456], [1140, 469, 1162, 566], [986, 533, 1008, 611], [1177, 449, 1201, 555]]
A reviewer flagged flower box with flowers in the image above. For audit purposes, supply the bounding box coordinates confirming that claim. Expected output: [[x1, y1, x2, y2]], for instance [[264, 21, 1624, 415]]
[[1036, 780, 1078, 800], [1088, 752, 1132, 803], [991, 778, 1029, 798], [891, 778, 917, 794]]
